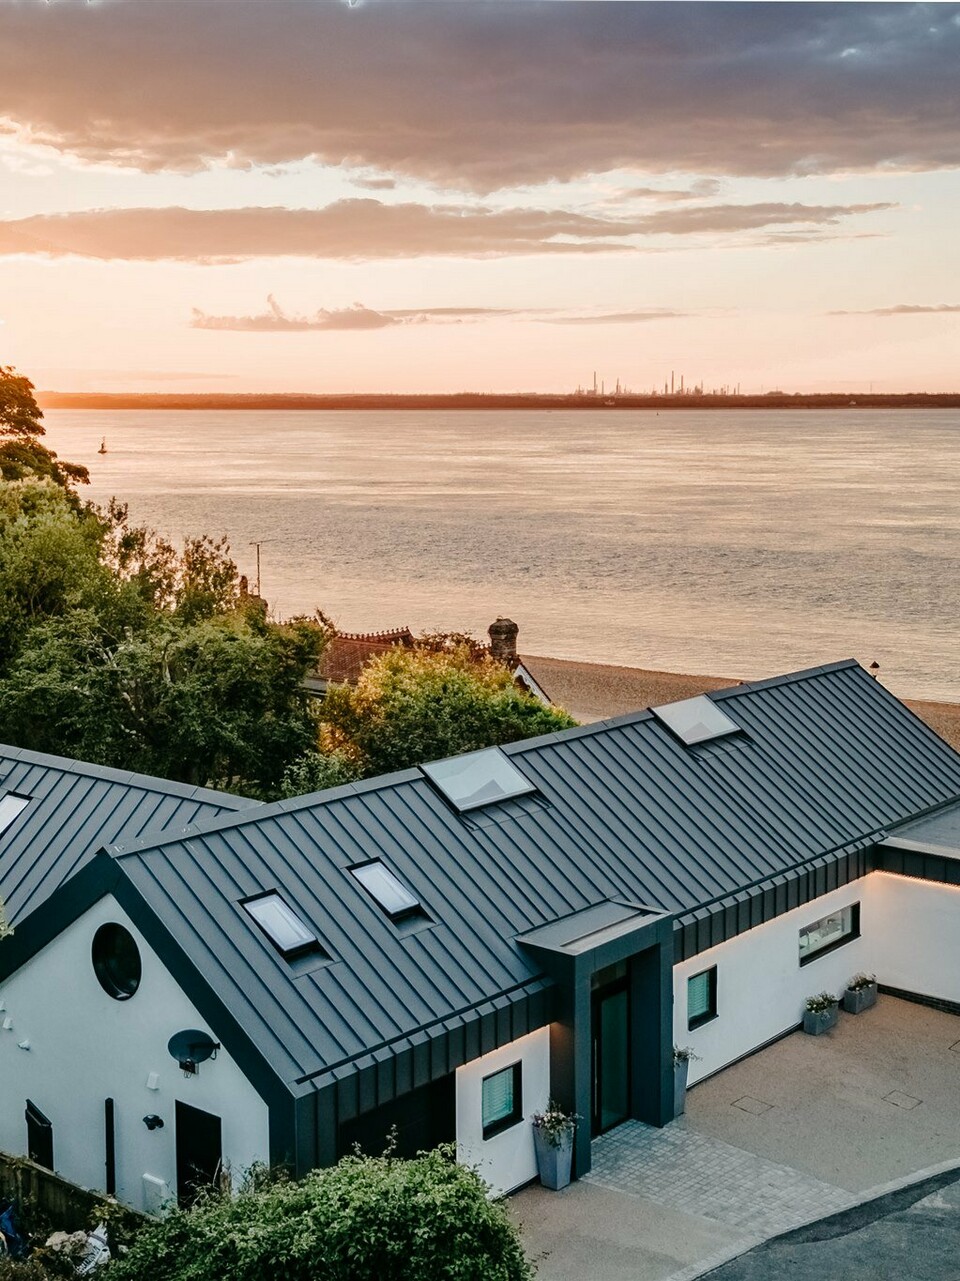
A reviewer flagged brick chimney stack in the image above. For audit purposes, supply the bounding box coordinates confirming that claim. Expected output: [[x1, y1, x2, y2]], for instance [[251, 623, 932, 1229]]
[[488, 617, 519, 666]]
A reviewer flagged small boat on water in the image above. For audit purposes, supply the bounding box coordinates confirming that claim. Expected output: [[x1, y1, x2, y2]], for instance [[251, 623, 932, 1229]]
[[98, 438, 107, 454]]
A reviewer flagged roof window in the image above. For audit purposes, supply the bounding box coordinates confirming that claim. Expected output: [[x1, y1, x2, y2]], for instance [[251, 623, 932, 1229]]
[[351, 860, 421, 921], [0, 793, 29, 839], [242, 892, 324, 960], [651, 695, 741, 746], [421, 747, 536, 812]]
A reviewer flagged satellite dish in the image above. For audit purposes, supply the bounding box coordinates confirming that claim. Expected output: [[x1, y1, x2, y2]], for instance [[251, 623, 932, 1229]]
[[167, 1029, 220, 1075]]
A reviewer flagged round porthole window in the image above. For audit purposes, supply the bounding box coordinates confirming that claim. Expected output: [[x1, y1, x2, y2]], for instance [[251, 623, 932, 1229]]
[[92, 923, 142, 1000]]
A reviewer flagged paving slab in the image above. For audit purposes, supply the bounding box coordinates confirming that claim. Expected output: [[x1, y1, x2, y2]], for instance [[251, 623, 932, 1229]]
[[684, 995, 960, 1192]]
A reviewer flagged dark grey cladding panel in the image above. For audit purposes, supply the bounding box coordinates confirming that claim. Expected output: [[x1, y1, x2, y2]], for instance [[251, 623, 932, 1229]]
[[109, 661, 960, 1092], [0, 743, 256, 925]]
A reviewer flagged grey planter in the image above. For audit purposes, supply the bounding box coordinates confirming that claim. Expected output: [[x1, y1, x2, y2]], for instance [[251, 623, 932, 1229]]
[[843, 982, 878, 1014], [803, 1005, 839, 1035], [533, 1125, 574, 1190], [674, 1059, 690, 1116]]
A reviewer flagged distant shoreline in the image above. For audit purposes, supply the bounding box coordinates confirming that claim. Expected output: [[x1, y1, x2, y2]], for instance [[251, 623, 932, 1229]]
[[37, 392, 960, 411]]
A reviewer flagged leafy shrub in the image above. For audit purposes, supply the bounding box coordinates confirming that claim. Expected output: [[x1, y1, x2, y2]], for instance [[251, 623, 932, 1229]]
[[105, 1147, 533, 1281], [805, 991, 839, 1013]]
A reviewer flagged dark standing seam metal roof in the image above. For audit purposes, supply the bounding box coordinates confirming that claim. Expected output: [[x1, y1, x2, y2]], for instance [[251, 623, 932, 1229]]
[[107, 660, 960, 1094], [0, 744, 258, 925]]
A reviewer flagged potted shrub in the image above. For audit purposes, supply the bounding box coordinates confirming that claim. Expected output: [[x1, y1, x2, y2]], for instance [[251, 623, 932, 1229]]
[[673, 1046, 700, 1115], [843, 972, 878, 1014], [531, 1100, 578, 1190], [803, 991, 839, 1035]]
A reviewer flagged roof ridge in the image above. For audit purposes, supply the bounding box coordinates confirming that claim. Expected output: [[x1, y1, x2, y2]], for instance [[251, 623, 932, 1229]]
[[108, 659, 867, 862]]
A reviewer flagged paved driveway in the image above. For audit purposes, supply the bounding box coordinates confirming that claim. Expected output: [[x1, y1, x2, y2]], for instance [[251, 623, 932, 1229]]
[[515, 996, 960, 1281]]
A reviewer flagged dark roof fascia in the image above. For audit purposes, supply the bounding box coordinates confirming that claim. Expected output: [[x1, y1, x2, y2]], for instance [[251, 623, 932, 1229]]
[[673, 838, 875, 962], [875, 840, 960, 889], [0, 743, 256, 812], [0, 851, 296, 1147], [327, 979, 556, 1127], [0, 850, 121, 982]]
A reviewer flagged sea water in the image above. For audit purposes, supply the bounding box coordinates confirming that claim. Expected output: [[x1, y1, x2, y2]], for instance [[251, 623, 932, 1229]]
[[40, 408, 960, 701]]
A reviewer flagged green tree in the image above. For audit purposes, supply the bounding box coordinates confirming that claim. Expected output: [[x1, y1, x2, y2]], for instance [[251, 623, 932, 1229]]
[[0, 481, 115, 669], [0, 608, 329, 795], [0, 474, 333, 797], [106, 1149, 533, 1281], [0, 365, 89, 490], [318, 643, 576, 778]]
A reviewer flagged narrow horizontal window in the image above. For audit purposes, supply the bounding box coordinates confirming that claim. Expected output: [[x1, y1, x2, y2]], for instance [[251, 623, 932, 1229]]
[[799, 902, 860, 965], [242, 893, 324, 960], [0, 793, 30, 839], [482, 1062, 523, 1140], [687, 966, 717, 1030], [351, 861, 421, 921]]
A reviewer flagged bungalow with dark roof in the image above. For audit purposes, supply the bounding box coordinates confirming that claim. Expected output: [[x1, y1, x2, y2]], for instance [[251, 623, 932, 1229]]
[[2, 660, 960, 1210]]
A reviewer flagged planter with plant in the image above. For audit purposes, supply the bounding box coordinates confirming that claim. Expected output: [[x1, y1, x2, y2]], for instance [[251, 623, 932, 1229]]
[[803, 992, 839, 1035], [843, 972, 878, 1015], [673, 1046, 700, 1115], [531, 1101, 579, 1190]]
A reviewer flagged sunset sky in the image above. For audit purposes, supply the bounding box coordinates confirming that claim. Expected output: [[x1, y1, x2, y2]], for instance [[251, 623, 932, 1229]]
[[1, 0, 958, 394]]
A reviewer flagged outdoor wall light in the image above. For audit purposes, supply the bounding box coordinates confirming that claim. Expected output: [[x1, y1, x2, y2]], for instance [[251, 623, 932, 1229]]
[[143, 1115, 165, 1131]]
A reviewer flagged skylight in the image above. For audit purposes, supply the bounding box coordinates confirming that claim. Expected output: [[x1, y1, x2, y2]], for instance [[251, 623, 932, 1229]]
[[351, 861, 421, 921], [242, 893, 323, 959], [421, 747, 536, 813], [651, 695, 741, 746], [0, 793, 29, 838]]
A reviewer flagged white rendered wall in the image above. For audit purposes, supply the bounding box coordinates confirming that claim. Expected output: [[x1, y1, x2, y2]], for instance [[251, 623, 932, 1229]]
[[673, 881, 873, 1086], [0, 896, 270, 1212], [867, 871, 960, 1005], [456, 1027, 550, 1196]]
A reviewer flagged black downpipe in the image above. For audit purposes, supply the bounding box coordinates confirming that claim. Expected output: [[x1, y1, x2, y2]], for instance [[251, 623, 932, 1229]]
[[104, 1098, 116, 1196]]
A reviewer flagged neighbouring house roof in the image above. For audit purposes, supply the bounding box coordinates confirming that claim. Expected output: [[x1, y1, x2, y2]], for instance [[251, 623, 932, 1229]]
[[22, 658, 956, 1099], [519, 655, 737, 724], [0, 744, 258, 926], [315, 629, 415, 686]]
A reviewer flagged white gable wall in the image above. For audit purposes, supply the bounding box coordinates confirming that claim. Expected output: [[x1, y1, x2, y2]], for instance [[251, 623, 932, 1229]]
[[0, 896, 270, 1212]]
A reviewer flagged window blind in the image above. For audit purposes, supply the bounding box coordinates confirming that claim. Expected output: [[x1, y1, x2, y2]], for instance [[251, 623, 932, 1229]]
[[688, 970, 712, 1022], [482, 1066, 515, 1128]]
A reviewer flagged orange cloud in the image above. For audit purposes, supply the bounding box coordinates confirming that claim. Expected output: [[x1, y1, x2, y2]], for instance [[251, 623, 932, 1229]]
[[0, 200, 892, 262]]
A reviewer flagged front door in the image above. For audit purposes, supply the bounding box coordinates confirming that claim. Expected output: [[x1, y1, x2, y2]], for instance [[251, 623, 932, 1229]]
[[175, 1102, 222, 1206], [591, 971, 630, 1135]]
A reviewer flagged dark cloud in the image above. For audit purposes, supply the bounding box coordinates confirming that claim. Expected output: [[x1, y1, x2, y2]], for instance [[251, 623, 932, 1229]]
[[617, 180, 724, 203], [0, 3, 957, 188], [0, 199, 890, 262], [191, 297, 522, 331], [830, 303, 960, 315], [351, 176, 397, 191]]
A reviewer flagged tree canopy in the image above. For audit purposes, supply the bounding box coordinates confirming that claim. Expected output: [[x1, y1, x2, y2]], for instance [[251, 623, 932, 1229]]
[[312, 642, 576, 782], [0, 479, 331, 796], [0, 365, 88, 490], [105, 1150, 533, 1281]]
